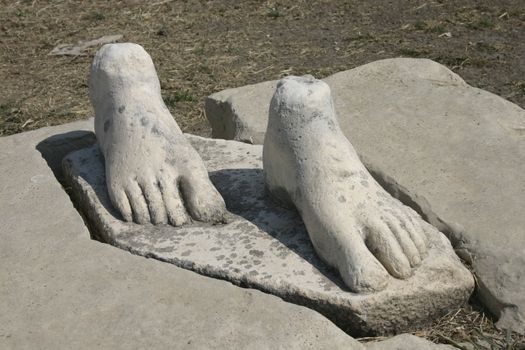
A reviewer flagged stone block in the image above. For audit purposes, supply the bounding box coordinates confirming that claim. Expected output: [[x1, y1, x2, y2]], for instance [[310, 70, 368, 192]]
[[63, 135, 473, 336], [204, 58, 525, 333]]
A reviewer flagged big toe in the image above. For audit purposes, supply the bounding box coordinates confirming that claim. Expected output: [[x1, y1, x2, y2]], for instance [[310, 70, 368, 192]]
[[367, 220, 413, 279], [338, 236, 390, 293], [180, 175, 227, 223]]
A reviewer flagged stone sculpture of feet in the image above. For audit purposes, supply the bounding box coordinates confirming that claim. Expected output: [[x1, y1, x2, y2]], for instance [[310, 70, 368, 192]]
[[89, 43, 226, 226], [263, 76, 428, 293]]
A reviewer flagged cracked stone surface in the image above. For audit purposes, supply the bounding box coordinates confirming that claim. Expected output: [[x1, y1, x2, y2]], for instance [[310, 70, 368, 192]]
[[204, 58, 525, 334], [63, 133, 473, 336]]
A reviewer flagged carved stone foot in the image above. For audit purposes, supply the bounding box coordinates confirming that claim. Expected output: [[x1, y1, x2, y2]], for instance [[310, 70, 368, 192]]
[[89, 43, 226, 226], [263, 76, 428, 293]]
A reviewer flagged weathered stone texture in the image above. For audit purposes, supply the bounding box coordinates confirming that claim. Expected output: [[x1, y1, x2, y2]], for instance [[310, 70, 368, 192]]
[[0, 120, 364, 349], [64, 134, 473, 336], [205, 58, 525, 333]]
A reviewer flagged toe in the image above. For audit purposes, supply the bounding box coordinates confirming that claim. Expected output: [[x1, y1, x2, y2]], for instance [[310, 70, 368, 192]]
[[403, 208, 428, 255], [385, 214, 421, 267], [366, 220, 412, 279], [125, 181, 151, 224], [179, 175, 226, 223], [140, 178, 168, 225], [159, 177, 190, 227], [108, 186, 133, 222], [338, 234, 390, 293]]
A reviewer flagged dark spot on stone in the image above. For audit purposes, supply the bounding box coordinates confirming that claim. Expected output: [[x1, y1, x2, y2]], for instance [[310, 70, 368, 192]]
[[245, 264, 252, 269], [181, 250, 191, 257], [151, 125, 161, 135], [249, 270, 259, 276], [360, 180, 369, 188], [156, 247, 174, 253], [216, 255, 225, 260], [377, 201, 384, 207], [118, 105, 125, 113], [230, 253, 238, 258], [140, 116, 149, 126], [377, 191, 388, 199], [210, 247, 220, 251], [249, 250, 264, 258], [253, 260, 261, 265], [338, 195, 346, 203], [233, 268, 241, 273], [103, 119, 111, 132]]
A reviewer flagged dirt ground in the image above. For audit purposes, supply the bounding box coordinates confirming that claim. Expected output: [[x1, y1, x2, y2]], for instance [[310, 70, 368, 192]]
[[1, 0, 524, 347], [1, 0, 524, 137]]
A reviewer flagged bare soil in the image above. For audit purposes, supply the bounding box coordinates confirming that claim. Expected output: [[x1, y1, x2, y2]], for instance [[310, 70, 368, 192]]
[[1, 0, 524, 347], [1, 0, 524, 137]]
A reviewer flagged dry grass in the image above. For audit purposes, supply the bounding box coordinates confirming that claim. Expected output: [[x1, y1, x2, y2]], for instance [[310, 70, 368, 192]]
[[362, 305, 525, 349], [1, 0, 525, 137], [415, 303, 525, 349], [359, 263, 525, 348], [1, 0, 525, 347]]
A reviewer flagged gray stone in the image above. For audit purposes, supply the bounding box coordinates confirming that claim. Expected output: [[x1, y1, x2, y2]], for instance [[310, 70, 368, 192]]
[[206, 81, 276, 144], [0, 119, 364, 349], [204, 58, 525, 334], [365, 334, 454, 350], [63, 133, 473, 336]]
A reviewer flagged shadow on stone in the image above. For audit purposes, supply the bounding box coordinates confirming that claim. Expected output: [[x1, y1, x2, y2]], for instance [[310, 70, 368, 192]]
[[36, 131, 109, 241], [36, 131, 96, 184], [209, 167, 346, 290]]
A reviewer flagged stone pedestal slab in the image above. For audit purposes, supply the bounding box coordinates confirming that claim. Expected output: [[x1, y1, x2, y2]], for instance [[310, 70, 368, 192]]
[[63, 134, 473, 336]]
